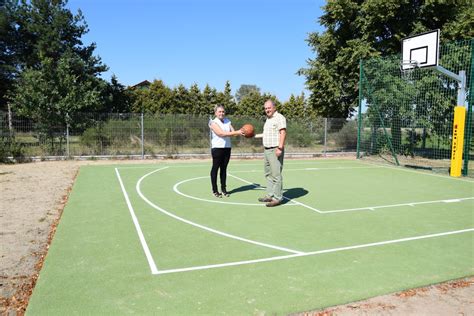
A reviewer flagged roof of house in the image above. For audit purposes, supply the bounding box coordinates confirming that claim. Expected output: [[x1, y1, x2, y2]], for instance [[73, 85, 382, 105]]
[[130, 80, 151, 89]]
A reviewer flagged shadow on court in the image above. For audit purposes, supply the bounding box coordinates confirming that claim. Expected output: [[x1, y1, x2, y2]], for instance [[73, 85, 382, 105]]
[[227, 185, 308, 204], [281, 187, 308, 204], [228, 184, 261, 194]]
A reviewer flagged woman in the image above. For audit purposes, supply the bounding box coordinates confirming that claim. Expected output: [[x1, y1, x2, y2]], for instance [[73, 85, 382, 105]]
[[209, 105, 242, 197]]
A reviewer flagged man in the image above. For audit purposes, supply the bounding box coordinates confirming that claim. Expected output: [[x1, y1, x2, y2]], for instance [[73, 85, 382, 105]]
[[256, 99, 286, 207]]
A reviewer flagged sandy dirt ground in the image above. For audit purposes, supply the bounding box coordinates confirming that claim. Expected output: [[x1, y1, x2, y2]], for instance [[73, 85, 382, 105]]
[[0, 160, 472, 315]]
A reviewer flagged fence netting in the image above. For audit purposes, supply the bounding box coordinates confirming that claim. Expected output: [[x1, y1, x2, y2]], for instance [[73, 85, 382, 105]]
[[357, 39, 473, 176], [1, 112, 358, 159]]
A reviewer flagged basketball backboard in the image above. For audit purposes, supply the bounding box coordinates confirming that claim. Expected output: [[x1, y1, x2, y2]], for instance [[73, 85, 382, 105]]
[[401, 29, 440, 70]]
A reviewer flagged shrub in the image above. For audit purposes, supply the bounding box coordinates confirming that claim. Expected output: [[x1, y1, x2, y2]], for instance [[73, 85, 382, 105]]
[[0, 137, 27, 163], [333, 121, 358, 150]]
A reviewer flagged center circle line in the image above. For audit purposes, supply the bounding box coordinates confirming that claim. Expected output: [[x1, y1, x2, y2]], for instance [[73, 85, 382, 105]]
[[173, 176, 265, 206]]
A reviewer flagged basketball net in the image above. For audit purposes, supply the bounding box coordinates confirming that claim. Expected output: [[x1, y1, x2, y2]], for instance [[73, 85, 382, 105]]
[[400, 60, 419, 81]]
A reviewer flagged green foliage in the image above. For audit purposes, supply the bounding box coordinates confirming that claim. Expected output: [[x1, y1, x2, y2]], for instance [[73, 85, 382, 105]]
[[171, 84, 193, 114], [0, 136, 27, 163], [300, 0, 473, 118], [280, 93, 314, 120], [235, 84, 260, 103], [131, 80, 173, 114], [10, 50, 107, 137], [333, 120, 358, 149], [14, 0, 100, 69], [128, 80, 284, 118], [234, 91, 279, 116], [188, 83, 204, 114], [103, 75, 133, 113], [201, 85, 218, 115], [0, 0, 20, 112], [80, 123, 111, 154], [5, 0, 109, 148], [216, 81, 237, 114], [130, 80, 238, 116], [287, 121, 313, 147]]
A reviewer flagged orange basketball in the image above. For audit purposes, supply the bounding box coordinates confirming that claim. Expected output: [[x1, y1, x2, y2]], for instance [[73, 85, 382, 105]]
[[241, 123, 255, 138]]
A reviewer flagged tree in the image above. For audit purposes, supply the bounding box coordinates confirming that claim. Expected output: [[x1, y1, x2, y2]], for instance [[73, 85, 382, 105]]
[[362, 55, 416, 151], [131, 80, 173, 113], [10, 50, 107, 153], [280, 93, 310, 120], [0, 0, 20, 112], [202, 84, 218, 115], [215, 81, 236, 114], [299, 0, 473, 118], [171, 84, 192, 114], [235, 91, 278, 117], [7, 0, 108, 145], [14, 0, 104, 71], [235, 84, 260, 103], [103, 75, 132, 113], [188, 83, 203, 114]]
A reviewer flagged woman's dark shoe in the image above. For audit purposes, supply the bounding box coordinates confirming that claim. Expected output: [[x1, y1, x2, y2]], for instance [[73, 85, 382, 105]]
[[213, 191, 222, 198], [222, 191, 230, 197]]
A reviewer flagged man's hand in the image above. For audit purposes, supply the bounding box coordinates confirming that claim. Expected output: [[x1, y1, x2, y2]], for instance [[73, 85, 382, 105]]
[[276, 147, 283, 157]]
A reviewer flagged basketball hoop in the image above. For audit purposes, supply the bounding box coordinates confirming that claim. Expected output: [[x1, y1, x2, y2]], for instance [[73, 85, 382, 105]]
[[400, 60, 419, 81]]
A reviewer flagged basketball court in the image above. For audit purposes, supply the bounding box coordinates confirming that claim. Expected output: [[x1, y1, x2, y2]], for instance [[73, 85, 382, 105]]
[[26, 159, 473, 314], [22, 29, 474, 315]]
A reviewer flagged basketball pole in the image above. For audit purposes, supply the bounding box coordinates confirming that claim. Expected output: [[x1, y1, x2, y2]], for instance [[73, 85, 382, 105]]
[[435, 66, 468, 177], [450, 106, 466, 177]]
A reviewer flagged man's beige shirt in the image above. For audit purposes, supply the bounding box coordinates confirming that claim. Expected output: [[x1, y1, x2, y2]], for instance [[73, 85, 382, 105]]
[[263, 111, 286, 148]]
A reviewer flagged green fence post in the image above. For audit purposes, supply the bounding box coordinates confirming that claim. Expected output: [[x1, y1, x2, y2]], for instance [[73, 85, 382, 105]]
[[462, 40, 473, 176]]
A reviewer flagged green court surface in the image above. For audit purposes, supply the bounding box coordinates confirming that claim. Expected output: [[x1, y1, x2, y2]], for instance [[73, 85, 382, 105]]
[[27, 159, 474, 315]]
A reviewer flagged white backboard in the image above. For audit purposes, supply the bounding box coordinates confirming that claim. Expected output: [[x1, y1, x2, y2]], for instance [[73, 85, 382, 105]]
[[401, 30, 440, 70]]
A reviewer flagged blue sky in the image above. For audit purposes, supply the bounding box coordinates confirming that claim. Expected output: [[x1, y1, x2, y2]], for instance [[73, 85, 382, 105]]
[[67, 0, 326, 102]]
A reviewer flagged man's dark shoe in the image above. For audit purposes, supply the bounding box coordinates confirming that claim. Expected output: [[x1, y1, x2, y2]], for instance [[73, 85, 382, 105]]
[[265, 199, 281, 207], [258, 196, 273, 202]]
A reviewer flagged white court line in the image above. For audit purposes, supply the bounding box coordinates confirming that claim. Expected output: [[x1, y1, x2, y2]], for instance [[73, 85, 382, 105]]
[[443, 199, 461, 203], [229, 174, 322, 213], [118, 166, 473, 275], [116, 160, 361, 170], [225, 174, 297, 207], [154, 227, 474, 275], [118, 166, 175, 169], [230, 165, 382, 173], [121, 164, 472, 216], [115, 168, 159, 274], [229, 173, 473, 214], [322, 197, 474, 214], [173, 176, 269, 206], [137, 168, 304, 255], [303, 166, 382, 171], [357, 160, 474, 183], [227, 173, 262, 186]]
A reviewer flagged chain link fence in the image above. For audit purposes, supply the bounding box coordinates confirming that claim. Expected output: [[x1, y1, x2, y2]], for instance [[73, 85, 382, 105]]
[[1, 111, 357, 160]]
